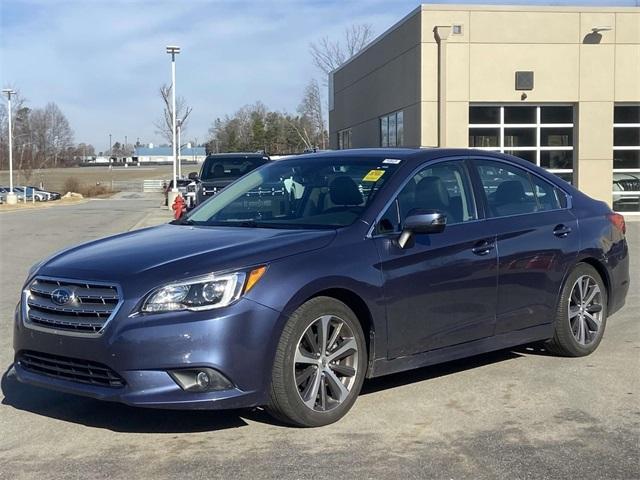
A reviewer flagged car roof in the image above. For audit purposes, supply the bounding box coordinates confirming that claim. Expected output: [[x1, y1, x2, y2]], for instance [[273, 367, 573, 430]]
[[274, 147, 571, 187], [204, 153, 269, 159], [277, 147, 497, 164]]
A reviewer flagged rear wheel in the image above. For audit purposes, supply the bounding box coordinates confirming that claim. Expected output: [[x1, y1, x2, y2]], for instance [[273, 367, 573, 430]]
[[546, 263, 607, 357], [267, 297, 367, 427]]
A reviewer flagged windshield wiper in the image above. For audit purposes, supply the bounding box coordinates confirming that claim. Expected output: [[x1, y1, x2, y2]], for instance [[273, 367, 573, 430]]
[[171, 217, 195, 226], [236, 221, 259, 228]]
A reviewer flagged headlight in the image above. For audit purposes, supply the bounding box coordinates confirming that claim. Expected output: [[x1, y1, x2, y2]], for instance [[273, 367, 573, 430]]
[[141, 266, 266, 313]]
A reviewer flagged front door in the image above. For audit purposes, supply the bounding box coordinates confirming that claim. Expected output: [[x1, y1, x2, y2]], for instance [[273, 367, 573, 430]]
[[373, 159, 498, 359]]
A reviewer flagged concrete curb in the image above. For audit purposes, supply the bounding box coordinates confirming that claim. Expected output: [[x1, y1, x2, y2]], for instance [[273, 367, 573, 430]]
[[0, 198, 90, 213]]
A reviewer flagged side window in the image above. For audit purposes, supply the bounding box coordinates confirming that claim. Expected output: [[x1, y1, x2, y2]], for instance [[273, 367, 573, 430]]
[[531, 175, 561, 211], [377, 199, 399, 234], [377, 161, 477, 233], [475, 160, 537, 217]]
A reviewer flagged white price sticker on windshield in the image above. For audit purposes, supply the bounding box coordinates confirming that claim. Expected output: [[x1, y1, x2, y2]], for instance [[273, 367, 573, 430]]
[[383, 158, 401, 164]]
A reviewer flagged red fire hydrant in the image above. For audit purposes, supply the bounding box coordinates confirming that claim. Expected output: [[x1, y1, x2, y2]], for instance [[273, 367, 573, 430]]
[[172, 194, 186, 220]]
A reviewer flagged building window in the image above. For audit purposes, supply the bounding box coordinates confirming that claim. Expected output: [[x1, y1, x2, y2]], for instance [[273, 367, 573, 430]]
[[338, 129, 352, 150], [613, 104, 640, 214], [380, 110, 404, 147], [469, 105, 574, 184]]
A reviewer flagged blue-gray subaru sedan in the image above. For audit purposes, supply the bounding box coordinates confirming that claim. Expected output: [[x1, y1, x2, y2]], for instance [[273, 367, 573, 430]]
[[13, 148, 630, 427]]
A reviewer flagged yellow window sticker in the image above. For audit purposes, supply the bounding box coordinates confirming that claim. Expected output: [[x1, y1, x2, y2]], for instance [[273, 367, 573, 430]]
[[363, 169, 385, 182]]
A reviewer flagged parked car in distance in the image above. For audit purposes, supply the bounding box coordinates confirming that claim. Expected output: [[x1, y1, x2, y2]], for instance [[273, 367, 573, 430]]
[[1, 186, 30, 201], [17, 186, 52, 202], [14, 149, 629, 427], [28, 186, 61, 201], [612, 172, 640, 212], [192, 153, 270, 206]]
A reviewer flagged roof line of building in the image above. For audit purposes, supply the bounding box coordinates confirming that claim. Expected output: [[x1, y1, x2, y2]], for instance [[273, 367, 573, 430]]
[[330, 5, 422, 78], [332, 2, 639, 76]]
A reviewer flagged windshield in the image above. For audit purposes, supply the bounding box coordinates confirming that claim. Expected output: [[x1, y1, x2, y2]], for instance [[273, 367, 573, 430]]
[[187, 157, 399, 229], [200, 156, 268, 181]]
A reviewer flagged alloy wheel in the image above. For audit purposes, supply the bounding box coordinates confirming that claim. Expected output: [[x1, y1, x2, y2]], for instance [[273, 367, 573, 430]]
[[293, 315, 359, 412], [568, 274, 604, 346]]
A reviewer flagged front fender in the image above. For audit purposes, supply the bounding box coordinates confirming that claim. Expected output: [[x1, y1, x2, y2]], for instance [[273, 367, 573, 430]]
[[243, 234, 387, 363]]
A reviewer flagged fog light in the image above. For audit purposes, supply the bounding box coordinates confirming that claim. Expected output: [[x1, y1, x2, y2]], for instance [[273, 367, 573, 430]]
[[168, 367, 233, 392], [195, 371, 210, 389]]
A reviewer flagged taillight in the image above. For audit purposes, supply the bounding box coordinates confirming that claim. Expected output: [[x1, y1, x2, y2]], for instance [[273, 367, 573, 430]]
[[608, 212, 626, 235]]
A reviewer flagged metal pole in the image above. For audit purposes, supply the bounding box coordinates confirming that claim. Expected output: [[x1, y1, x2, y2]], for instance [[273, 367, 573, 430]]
[[109, 133, 112, 157], [7, 93, 13, 193], [171, 53, 178, 191], [177, 122, 182, 178]]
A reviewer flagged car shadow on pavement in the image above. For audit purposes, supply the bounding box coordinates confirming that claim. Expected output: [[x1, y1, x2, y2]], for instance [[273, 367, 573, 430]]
[[2, 347, 533, 432], [0, 365, 284, 433]]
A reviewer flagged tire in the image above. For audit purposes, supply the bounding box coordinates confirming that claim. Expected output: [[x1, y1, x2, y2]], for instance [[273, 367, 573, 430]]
[[267, 296, 367, 427], [545, 263, 608, 357]]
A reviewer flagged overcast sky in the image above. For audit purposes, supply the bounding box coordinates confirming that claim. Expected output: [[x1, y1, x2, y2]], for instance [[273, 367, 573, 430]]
[[1, 0, 636, 152]]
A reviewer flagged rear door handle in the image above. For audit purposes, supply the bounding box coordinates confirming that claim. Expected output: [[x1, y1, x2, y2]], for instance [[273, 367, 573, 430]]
[[553, 224, 572, 238], [472, 240, 495, 256]]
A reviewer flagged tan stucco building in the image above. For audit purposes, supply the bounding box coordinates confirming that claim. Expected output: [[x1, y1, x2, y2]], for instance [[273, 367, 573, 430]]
[[329, 4, 640, 213]]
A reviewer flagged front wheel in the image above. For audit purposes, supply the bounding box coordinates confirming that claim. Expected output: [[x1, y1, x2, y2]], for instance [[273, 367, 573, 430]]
[[546, 263, 608, 357], [267, 297, 367, 427]]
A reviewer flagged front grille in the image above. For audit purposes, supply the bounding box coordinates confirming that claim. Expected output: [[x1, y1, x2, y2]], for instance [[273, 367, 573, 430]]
[[18, 351, 125, 388], [24, 277, 121, 335]]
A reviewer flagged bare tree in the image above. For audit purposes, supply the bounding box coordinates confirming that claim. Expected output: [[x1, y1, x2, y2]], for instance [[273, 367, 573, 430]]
[[29, 102, 74, 169], [309, 24, 375, 78], [154, 84, 193, 145], [297, 79, 326, 149]]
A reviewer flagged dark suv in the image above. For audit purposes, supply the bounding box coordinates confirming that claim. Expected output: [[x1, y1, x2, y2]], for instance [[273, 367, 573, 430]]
[[193, 153, 270, 206]]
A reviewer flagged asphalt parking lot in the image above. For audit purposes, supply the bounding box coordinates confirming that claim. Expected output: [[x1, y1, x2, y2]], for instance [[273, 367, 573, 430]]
[[0, 194, 638, 480]]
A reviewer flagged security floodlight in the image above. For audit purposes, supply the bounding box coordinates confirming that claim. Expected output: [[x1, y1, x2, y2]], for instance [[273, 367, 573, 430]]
[[166, 46, 181, 54]]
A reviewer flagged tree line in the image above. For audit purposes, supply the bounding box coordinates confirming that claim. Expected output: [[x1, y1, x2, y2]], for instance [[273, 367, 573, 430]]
[[206, 80, 326, 155], [0, 94, 96, 181]]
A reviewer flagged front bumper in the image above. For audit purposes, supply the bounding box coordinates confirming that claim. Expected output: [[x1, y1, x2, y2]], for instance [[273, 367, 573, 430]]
[[13, 298, 283, 410]]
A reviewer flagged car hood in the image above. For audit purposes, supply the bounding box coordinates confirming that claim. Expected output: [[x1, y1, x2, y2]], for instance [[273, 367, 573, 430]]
[[39, 224, 336, 289]]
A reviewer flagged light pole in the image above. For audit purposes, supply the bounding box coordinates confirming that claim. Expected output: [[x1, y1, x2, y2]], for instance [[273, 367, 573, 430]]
[[166, 45, 181, 205], [177, 119, 182, 178], [2, 89, 17, 204], [109, 133, 112, 158]]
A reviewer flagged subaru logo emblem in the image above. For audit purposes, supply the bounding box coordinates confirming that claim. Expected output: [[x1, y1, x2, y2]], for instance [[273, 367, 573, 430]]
[[51, 288, 73, 306]]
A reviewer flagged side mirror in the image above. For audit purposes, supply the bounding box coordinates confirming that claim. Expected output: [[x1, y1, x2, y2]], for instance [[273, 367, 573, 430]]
[[188, 172, 199, 180], [396, 209, 446, 249]]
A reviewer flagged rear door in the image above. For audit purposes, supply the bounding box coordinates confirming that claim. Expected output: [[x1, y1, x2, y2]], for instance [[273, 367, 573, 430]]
[[470, 158, 578, 334]]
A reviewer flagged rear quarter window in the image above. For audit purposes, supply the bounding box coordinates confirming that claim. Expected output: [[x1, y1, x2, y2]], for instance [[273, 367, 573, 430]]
[[530, 175, 561, 211]]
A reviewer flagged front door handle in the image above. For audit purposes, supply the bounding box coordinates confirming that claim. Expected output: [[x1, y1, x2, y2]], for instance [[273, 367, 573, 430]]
[[472, 240, 495, 256], [553, 224, 572, 238]]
